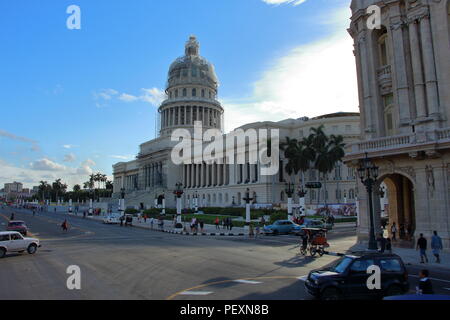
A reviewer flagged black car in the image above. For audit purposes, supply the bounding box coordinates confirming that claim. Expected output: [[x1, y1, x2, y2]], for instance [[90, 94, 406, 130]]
[[305, 252, 409, 300]]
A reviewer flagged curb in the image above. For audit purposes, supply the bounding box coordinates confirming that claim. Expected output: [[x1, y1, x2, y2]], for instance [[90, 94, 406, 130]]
[[132, 224, 246, 236]]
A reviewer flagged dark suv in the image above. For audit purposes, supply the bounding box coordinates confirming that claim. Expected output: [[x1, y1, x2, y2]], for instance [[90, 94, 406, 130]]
[[305, 252, 409, 300]]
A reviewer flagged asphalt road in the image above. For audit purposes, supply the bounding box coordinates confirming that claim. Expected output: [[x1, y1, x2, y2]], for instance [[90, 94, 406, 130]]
[[1, 206, 449, 300]]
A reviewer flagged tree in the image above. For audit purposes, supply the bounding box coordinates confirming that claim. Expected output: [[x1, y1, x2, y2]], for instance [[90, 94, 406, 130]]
[[73, 184, 81, 192]]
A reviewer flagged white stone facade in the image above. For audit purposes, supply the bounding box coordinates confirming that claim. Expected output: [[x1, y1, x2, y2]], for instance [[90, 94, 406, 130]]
[[113, 36, 361, 212], [345, 0, 450, 248]]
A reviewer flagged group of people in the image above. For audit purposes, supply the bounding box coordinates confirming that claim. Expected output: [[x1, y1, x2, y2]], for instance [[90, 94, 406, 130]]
[[380, 224, 444, 264], [389, 222, 414, 241], [188, 217, 205, 233], [214, 217, 234, 230]]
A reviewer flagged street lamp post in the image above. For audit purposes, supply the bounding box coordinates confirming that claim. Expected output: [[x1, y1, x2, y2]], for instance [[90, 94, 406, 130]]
[[297, 186, 307, 217], [161, 193, 166, 215], [193, 191, 199, 214], [89, 190, 94, 216], [173, 183, 184, 225], [119, 188, 125, 218], [285, 182, 295, 221], [242, 188, 253, 232], [357, 153, 379, 251]]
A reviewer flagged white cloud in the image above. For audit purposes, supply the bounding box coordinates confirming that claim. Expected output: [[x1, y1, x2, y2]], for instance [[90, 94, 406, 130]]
[[221, 6, 358, 132], [76, 159, 96, 175], [262, 0, 307, 5], [63, 153, 76, 162], [94, 87, 165, 108], [110, 155, 134, 160], [30, 158, 66, 171], [63, 144, 78, 149], [119, 93, 138, 102], [0, 129, 40, 152]]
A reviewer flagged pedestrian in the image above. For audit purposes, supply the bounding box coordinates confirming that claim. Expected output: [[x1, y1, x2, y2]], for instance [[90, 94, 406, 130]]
[[144, 214, 147, 223], [61, 219, 69, 232], [417, 269, 434, 295], [260, 216, 266, 226], [386, 238, 392, 254], [83, 211, 86, 219], [431, 231, 443, 263], [119, 215, 124, 226], [416, 233, 429, 263], [255, 224, 260, 238], [407, 224, 413, 241], [199, 220, 204, 233], [32, 210, 36, 217], [378, 233, 386, 253], [391, 222, 397, 241], [54, 207, 57, 213], [159, 217, 164, 230], [229, 219, 233, 231], [215, 217, 220, 230], [10, 213, 14, 220], [194, 219, 199, 233], [249, 224, 254, 237], [150, 217, 154, 229]]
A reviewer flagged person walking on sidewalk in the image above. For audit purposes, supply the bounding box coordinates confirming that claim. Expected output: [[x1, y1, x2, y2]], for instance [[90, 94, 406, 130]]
[[416, 269, 434, 295], [417, 233, 429, 263], [386, 238, 392, 254], [391, 222, 397, 241], [378, 233, 387, 253], [199, 220, 204, 233], [215, 217, 220, 230], [149, 217, 154, 229], [431, 231, 443, 263]]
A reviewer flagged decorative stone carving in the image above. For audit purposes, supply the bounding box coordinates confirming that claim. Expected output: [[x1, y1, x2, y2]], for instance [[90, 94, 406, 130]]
[[396, 166, 416, 182], [425, 165, 435, 195]]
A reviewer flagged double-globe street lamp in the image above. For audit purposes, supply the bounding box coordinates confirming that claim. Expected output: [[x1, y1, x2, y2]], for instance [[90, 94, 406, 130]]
[[285, 182, 295, 221], [173, 182, 184, 226], [193, 191, 199, 214], [243, 188, 253, 231], [357, 153, 379, 251], [297, 186, 308, 217]]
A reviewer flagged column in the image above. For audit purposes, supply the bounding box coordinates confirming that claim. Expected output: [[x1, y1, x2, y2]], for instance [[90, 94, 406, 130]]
[[408, 20, 428, 119], [420, 15, 440, 116], [390, 22, 411, 124], [358, 34, 375, 133]]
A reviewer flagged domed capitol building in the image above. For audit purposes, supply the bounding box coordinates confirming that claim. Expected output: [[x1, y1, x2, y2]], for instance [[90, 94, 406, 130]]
[[112, 36, 361, 211]]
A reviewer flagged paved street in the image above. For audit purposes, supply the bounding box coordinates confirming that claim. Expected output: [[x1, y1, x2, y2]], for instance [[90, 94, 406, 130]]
[[1, 207, 450, 300]]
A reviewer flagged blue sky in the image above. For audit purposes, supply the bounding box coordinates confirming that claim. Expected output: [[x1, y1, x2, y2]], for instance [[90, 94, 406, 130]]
[[0, 0, 357, 188]]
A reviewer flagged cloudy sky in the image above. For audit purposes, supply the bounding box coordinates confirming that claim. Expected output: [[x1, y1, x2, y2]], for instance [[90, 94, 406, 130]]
[[0, 0, 357, 189]]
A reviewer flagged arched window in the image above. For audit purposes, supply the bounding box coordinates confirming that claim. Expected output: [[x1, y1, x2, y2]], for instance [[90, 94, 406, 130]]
[[225, 193, 229, 203], [378, 29, 389, 67], [183, 88, 187, 97], [192, 88, 196, 97]]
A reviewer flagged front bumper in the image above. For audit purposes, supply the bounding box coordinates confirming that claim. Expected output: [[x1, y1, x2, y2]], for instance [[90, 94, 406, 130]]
[[304, 278, 321, 297]]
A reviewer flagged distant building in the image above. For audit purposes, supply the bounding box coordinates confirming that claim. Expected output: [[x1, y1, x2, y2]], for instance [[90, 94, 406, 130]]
[[4, 182, 23, 193]]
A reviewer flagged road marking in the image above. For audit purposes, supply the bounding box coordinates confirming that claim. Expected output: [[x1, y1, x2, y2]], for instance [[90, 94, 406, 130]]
[[166, 275, 305, 300], [409, 275, 450, 284], [233, 280, 262, 284], [180, 291, 213, 296]]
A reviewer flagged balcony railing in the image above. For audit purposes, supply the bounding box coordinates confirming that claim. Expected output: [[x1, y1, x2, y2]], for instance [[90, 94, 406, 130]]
[[346, 127, 450, 156]]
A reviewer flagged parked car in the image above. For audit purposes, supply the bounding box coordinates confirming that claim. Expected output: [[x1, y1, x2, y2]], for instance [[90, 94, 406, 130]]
[[301, 219, 333, 230], [0, 231, 41, 258], [6, 221, 28, 236], [103, 213, 121, 224], [305, 252, 409, 300], [263, 220, 302, 235]]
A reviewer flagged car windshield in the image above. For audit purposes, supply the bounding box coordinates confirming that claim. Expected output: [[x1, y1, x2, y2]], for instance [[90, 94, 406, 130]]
[[330, 257, 354, 273], [9, 222, 24, 226]]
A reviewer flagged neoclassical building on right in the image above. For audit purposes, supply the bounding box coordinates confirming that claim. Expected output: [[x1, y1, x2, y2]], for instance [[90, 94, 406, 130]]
[[345, 0, 450, 248]]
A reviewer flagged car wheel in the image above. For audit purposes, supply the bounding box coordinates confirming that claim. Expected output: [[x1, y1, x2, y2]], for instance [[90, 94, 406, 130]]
[[310, 247, 317, 257], [385, 285, 403, 297], [0, 248, 5, 258], [320, 287, 342, 300], [27, 244, 37, 255]]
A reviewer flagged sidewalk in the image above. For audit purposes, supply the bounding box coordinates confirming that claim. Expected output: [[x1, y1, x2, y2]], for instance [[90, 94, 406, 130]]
[[350, 243, 450, 270]]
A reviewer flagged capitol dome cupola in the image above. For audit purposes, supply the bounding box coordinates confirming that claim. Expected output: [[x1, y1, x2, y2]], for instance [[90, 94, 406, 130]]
[[159, 36, 224, 136]]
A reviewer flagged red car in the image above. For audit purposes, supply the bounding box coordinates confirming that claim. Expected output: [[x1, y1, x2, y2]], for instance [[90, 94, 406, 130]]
[[6, 221, 28, 236]]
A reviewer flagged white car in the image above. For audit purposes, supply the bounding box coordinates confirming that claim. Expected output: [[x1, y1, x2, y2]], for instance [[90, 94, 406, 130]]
[[0, 231, 41, 258], [103, 214, 121, 224]]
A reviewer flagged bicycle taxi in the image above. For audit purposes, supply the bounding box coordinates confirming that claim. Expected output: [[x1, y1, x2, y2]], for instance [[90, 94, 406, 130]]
[[300, 227, 330, 257]]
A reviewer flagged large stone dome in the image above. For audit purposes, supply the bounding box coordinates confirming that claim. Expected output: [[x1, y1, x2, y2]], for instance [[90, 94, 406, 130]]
[[167, 36, 218, 90]]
